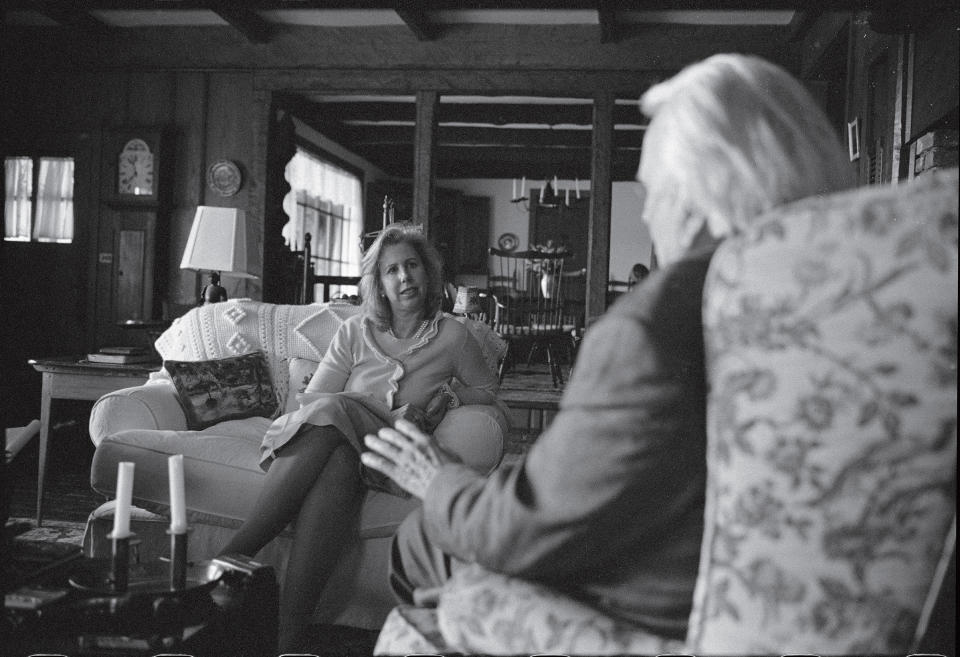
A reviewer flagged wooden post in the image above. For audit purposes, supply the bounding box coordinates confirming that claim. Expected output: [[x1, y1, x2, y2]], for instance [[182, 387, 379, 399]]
[[587, 91, 614, 324], [413, 91, 438, 238]]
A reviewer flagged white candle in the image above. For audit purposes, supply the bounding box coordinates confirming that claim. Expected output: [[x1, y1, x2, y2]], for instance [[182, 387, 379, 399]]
[[520, 176, 526, 197], [575, 178, 581, 199], [553, 176, 559, 193], [512, 178, 517, 200], [168, 454, 187, 534], [539, 181, 546, 203], [112, 462, 134, 538]]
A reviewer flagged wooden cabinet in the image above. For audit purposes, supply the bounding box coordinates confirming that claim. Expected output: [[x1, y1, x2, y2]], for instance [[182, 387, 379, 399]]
[[455, 195, 490, 275]]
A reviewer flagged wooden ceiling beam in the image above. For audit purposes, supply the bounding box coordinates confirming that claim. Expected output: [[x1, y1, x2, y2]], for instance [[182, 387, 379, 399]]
[[598, 1, 620, 44], [210, 4, 274, 43], [785, 10, 822, 42], [345, 124, 643, 148], [308, 101, 643, 126], [33, 3, 112, 36], [395, 7, 438, 41]]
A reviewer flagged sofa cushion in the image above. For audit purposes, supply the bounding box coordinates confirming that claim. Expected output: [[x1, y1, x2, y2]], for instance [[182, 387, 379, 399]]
[[90, 420, 421, 536], [165, 351, 279, 430]]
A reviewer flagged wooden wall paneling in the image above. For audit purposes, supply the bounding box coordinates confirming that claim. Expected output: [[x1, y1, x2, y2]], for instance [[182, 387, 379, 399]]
[[169, 72, 209, 310], [587, 92, 614, 324], [93, 72, 131, 347], [249, 89, 301, 303], [205, 72, 260, 300], [413, 91, 438, 238], [249, 88, 273, 301], [95, 71, 130, 126], [127, 71, 176, 127], [910, 11, 960, 138]]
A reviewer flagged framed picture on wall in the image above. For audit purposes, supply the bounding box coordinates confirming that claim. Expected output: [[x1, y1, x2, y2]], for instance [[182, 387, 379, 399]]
[[847, 117, 861, 162]]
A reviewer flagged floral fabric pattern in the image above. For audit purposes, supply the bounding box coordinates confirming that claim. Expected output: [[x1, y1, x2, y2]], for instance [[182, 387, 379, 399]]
[[689, 168, 958, 654], [435, 564, 684, 655]]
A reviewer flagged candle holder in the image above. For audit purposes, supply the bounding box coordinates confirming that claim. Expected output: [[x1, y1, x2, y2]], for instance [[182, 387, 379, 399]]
[[167, 527, 192, 591], [106, 530, 139, 593]]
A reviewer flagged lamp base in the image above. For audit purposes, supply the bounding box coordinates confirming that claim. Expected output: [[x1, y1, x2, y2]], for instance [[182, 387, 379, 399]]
[[200, 271, 228, 305]]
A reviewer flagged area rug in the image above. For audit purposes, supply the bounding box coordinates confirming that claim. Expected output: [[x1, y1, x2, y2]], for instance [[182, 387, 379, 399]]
[[8, 517, 86, 546]]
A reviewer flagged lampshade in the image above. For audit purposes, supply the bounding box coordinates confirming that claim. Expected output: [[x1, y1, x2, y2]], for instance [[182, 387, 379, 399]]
[[180, 206, 259, 278], [452, 286, 482, 315]]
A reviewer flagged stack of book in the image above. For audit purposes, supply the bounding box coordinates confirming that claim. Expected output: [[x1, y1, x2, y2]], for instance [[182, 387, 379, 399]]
[[85, 346, 157, 365]]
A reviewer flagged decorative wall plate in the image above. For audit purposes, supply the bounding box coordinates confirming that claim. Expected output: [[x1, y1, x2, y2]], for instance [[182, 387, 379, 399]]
[[498, 232, 518, 252], [207, 160, 242, 197]]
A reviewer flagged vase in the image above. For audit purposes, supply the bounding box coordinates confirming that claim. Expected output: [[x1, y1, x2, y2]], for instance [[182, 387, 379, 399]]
[[540, 272, 554, 299]]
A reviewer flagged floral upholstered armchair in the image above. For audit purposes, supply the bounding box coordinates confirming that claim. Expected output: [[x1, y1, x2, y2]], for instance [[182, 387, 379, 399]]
[[374, 168, 958, 655]]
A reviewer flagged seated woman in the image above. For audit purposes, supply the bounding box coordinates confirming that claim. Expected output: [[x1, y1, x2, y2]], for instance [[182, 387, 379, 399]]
[[218, 222, 500, 652]]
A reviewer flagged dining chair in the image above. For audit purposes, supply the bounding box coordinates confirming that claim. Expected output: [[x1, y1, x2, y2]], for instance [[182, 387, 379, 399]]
[[484, 247, 583, 387]]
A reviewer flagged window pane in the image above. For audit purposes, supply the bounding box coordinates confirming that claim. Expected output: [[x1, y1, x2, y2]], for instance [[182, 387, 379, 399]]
[[4, 156, 32, 241], [283, 148, 363, 282], [34, 157, 74, 243]]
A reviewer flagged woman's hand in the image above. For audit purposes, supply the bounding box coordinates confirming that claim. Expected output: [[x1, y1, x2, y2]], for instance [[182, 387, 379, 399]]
[[361, 419, 459, 499], [422, 387, 453, 432]]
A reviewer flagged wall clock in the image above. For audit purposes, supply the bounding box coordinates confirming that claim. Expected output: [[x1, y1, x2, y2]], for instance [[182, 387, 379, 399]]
[[118, 138, 155, 197], [105, 129, 163, 206]]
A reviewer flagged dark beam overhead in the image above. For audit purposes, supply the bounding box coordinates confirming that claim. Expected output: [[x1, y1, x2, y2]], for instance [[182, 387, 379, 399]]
[[33, 2, 112, 36], [395, 7, 438, 41], [305, 101, 643, 126], [598, 0, 619, 44], [5, 0, 878, 9], [211, 4, 274, 43]]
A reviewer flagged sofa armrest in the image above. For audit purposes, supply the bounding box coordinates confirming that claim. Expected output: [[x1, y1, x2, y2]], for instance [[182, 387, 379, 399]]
[[434, 404, 509, 475], [89, 381, 188, 447]]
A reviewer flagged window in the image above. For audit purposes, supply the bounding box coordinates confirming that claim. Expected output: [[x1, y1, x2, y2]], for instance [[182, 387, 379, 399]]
[[282, 147, 363, 297], [4, 156, 75, 243]]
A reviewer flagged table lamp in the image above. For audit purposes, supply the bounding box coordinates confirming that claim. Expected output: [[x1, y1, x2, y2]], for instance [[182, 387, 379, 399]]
[[180, 206, 259, 305]]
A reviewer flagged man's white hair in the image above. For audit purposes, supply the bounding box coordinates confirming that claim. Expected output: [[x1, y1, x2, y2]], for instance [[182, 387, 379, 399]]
[[638, 53, 852, 245]]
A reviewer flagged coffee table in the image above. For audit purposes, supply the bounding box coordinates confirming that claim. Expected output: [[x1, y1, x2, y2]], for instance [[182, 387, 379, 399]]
[[28, 356, 159, 527]]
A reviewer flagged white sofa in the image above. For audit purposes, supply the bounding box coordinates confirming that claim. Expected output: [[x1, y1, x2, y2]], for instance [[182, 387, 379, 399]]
[[86, 299, 509, 629]]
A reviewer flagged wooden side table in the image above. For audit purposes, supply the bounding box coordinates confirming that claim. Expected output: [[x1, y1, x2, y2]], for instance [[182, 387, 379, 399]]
[[28, 356, 158, 526]]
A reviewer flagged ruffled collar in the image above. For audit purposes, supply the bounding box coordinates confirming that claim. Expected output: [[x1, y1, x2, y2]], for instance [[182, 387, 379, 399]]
[[361, 310, 443, 363]]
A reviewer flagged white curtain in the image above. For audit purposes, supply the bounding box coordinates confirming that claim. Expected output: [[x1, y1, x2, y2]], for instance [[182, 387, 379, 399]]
[[34, 158, 74, 242], [4, 157, 32, 240], [4, 156, 74, 243], [282, 148, 363, 277]]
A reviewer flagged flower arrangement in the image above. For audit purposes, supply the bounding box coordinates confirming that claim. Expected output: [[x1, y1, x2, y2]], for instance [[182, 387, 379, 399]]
[[526, 240, 566, 276]]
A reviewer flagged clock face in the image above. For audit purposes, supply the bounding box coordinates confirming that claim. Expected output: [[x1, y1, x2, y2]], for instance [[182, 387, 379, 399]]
[[117, 138, 155, 196]]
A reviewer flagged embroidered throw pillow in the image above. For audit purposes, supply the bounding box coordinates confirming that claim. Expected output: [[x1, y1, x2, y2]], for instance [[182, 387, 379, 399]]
[[165, 351, 279, 430]]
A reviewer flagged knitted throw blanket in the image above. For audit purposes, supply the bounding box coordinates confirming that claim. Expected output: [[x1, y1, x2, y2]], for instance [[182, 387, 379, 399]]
[[153, 299, 507, 409]]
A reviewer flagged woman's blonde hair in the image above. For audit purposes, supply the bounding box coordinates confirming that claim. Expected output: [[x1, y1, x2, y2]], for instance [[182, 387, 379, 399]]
[[638, 53, 853, 239], [360, 223, 445, 330]]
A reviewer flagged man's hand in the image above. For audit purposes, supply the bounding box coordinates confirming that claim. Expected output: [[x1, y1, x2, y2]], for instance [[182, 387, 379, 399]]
[[361, 419, 458, 499]]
